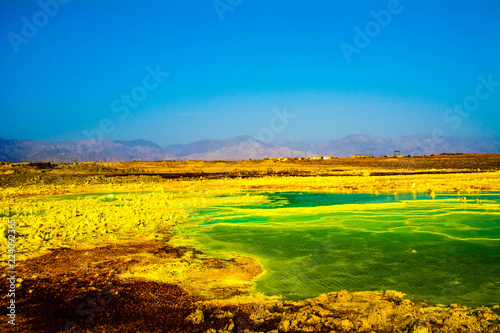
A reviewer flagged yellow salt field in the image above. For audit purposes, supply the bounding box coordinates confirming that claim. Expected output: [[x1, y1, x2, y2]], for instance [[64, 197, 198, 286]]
[[1, 159, 500, 332]]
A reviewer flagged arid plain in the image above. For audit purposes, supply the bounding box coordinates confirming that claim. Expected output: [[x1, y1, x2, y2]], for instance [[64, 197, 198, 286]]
[[1, 154, 500, 332]]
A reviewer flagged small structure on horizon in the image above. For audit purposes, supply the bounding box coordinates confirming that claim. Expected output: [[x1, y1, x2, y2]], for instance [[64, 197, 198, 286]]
[[394, 150, 403, 158]]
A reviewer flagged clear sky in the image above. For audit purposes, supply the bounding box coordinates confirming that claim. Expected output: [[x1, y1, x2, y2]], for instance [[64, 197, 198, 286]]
[[1, 0, 499, 145]]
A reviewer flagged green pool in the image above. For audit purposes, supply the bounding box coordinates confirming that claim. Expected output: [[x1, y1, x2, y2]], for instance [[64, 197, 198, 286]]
[[177, 192, 500, 307]]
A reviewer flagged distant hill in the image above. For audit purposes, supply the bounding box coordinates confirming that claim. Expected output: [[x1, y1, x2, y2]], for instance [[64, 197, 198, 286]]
[[165, 135, 256, 157], [0, 138, 172, 163], [0, 134, 498, 163], [278, 134, 500, 157], [0, 136, 306, 163]]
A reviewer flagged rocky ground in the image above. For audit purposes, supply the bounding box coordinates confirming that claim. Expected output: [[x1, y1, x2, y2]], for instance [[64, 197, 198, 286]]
[[1, 153, 499, 188], [1, 155, 500, 332], [1, 240, 499, 333]]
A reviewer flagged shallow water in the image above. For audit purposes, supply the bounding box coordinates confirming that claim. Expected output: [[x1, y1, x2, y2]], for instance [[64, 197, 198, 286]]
[[179, 192, 500, 307]]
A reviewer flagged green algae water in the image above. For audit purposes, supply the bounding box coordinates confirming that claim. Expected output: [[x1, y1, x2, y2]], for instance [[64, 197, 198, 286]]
[[177, 192, 500, 307]]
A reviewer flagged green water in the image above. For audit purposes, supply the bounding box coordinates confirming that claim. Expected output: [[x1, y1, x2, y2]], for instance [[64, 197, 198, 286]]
[[177, 192, 500, 307]]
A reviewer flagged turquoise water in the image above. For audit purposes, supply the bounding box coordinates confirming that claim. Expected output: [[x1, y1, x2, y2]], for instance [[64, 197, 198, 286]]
[[178, 192, 500, 307]]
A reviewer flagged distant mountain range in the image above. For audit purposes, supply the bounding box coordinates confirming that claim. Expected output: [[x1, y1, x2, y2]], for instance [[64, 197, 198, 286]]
[[0, 134, 498, 163], [277, 134, 500, 158]]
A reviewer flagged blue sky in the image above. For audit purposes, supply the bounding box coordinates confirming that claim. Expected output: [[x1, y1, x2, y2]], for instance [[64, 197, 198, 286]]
[[1, 0, 499, 145]]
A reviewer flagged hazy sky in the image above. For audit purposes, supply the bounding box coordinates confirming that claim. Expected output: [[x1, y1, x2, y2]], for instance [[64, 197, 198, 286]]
[[1, 0, 499, 145]]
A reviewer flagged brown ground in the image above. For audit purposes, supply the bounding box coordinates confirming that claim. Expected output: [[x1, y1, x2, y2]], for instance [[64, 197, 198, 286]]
[[1, 154, 500, 332], [1, 154, 499, 188], [1, 239, 499, 333]]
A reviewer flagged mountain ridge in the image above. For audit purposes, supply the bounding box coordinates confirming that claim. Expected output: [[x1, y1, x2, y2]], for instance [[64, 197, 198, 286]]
[[0, 134, 498, 163]]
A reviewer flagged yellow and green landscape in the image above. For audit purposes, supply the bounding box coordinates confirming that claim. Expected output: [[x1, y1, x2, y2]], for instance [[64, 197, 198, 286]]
[[1, 155, 500, 332], [2, 0, 500, 332]]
